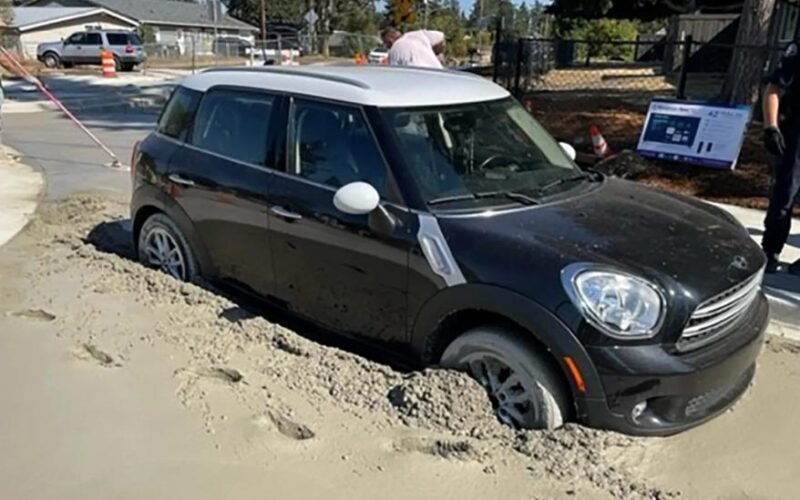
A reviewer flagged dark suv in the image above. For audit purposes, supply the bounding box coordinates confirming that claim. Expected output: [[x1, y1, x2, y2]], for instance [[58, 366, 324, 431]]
[[131, 66, 768, 436]]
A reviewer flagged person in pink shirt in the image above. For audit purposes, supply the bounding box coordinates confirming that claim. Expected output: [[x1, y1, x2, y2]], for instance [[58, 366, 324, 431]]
[[381, 27, 445, 69]]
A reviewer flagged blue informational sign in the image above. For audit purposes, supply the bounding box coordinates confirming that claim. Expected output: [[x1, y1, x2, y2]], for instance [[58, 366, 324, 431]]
[[637, 99, 752, 170]]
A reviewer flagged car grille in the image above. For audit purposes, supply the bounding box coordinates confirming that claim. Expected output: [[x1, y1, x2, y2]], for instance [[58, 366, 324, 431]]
[[677, 269, 764, 352]]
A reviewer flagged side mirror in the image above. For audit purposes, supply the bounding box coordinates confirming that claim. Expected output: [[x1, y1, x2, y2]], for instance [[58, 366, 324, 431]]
[[333, 182, 380, 215], [559, 142, 577, 161]]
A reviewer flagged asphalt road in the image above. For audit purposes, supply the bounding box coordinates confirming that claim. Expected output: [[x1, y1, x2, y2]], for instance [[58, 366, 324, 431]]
[[4, 109, 156, 199]]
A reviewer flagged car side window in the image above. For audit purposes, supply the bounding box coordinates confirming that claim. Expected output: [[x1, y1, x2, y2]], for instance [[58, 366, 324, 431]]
[[157, 87, 201, 141], [289, 99, 389, 196], [66, 33, 86, 45], [191, 89, 275, 166], [86, 33, 102, 45], [106, 34, 129, 46]]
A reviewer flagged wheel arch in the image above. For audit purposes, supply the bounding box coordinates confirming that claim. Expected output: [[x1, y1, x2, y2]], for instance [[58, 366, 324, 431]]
[[131, 187, 213, 276], [410, 283, 604, 400]]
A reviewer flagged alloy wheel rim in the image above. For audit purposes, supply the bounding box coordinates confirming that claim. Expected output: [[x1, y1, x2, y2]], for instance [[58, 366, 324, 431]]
[[143, 228, 186, 280], [462, 354, 539, 429]]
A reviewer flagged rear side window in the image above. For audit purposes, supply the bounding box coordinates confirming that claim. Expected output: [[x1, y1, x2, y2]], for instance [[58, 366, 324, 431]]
[[107, 33, 141, 46], [157, 87, 201, 141], [190, 89, 275, 166], [85, 33, 102, 45]]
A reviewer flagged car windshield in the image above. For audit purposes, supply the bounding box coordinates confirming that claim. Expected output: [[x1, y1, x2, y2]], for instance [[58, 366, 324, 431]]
[[382, 98, 585, 208]]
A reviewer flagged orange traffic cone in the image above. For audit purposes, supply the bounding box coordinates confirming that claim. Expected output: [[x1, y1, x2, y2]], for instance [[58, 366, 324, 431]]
[[590, 125, 610, 157], [355, 53, 366, 65], [101, 49, 116, 78]]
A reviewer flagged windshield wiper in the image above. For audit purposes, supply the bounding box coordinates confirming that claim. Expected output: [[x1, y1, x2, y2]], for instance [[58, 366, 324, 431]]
[[538, 174, 591, 193], [427, 190, 539, 207]]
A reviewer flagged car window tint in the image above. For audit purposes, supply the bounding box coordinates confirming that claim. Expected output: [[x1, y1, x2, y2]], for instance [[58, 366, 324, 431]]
[[157, 87, 201, 141], [191, 89, 274, 166], [86, 33, 102, 45], [290, 99, 389, 195], [67, 33, 86, 44], [106, 34, 132, 45]]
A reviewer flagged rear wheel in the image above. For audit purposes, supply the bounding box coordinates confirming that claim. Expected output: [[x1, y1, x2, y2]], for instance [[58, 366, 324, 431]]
[[440, 326, 570, 430], [42, 52, 60, 69], [137, 214, 198, 282], [113, 55, 122, 72]]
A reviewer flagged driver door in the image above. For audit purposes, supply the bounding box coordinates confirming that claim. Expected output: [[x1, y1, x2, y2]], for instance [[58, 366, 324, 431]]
[[62, 33, 86, 62], [268, 97, 413, 345]]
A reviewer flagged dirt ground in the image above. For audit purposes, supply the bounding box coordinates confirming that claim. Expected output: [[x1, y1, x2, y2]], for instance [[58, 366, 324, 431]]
[[0, 192, 799, 499], [530, 94, 790, 214]]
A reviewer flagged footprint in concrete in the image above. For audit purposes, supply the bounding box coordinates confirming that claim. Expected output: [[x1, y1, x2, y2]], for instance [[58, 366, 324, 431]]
[[175, 366, 244, 384], [74, 343, 120, 367], [268, 411, 315, 441], [393, 436, 478, 461], [8, 309, 56, 322]]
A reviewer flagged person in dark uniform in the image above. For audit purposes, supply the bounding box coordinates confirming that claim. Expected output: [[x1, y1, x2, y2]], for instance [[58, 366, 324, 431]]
[[762, 40, 800, 273]]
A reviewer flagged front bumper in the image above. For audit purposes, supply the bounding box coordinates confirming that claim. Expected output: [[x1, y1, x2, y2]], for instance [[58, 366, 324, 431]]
[[577, 293, 768, 436]]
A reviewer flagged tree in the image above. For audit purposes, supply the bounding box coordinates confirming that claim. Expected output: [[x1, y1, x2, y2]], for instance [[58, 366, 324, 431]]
[[547, 0, 744, 21], [720, 0, 776, 104], [0, 0, 13, 26]]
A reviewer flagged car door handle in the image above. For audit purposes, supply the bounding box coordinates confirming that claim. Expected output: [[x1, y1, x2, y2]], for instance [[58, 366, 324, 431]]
[[270, 205, 303, 221], [168, 174, 195, 187]]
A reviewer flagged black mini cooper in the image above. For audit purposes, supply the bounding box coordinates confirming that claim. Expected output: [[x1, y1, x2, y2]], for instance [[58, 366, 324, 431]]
[[131, 66, 768, 436]]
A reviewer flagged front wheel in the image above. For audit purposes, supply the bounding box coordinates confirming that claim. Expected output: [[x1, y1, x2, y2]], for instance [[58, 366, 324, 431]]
[[137, 213, 198, 282], [42, 52, 60, 69], [440, 326, 571, 430]]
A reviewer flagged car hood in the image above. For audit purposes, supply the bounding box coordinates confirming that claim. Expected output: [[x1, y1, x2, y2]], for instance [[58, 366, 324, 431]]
[[438, 178, 764, 308]]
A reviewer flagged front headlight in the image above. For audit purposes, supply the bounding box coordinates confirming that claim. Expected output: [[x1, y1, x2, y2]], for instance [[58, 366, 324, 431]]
[[562, 264, 665, 339]]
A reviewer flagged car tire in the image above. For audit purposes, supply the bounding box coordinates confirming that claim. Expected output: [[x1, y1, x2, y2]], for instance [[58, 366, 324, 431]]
[[137, 213, 199, 283], [440, 326, 570, 430], [42, 52, 60, 69], [113, 55, 122, 72]]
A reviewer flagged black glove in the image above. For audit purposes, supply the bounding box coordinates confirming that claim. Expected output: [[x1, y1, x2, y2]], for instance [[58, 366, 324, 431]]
[[764, 127, 786, 157]]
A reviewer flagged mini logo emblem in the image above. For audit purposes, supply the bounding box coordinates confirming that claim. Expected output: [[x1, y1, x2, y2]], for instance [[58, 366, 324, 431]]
[[731, 255, 749, 271]]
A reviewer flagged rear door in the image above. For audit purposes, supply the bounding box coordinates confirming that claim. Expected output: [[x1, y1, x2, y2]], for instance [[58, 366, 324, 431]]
[[83, 32, 103, 64], [167, 87, 282, 296]]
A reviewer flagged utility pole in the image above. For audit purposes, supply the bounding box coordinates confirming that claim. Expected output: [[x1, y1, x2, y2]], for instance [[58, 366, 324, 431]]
[[260, 0, 267, 41]]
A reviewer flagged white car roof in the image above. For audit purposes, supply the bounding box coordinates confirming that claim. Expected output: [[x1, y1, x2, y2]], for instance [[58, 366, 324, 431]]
[[181, 65, 510, 108]]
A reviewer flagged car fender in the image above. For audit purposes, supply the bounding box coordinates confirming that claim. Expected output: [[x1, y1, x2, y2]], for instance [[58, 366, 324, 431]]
[[410, 283, 604, 399], [131, 186, 214, 277]]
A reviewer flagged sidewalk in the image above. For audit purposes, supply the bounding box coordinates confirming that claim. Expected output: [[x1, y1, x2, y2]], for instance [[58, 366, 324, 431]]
[[712, 202, 800, 339], [0, 148, 43, 247]]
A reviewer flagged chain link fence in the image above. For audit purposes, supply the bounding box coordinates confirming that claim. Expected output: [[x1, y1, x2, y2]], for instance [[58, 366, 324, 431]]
[[495, 37, 788, 107], [140, 31, 382, 71]]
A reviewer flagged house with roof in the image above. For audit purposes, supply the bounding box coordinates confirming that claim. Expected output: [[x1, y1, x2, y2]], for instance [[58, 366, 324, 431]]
[[21, 0, 257, 56]]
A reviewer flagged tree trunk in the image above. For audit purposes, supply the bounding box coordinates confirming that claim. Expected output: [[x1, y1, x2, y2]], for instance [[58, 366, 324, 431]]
[[720, 0, 776, 104]]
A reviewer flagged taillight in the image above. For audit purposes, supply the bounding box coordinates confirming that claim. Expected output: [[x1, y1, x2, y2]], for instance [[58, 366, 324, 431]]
[[131, 140, 141, 183], [125, 44, 134, 54]]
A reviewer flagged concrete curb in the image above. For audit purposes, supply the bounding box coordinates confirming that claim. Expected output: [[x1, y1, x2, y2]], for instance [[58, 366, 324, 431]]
[[4, 93, 167, 115], [0, 146, 45, 248]]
